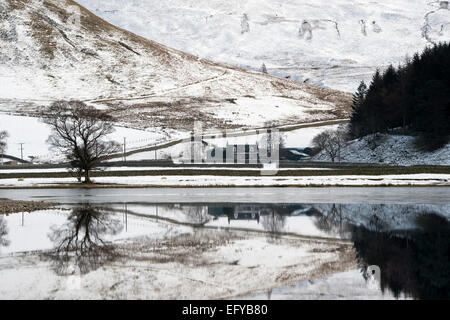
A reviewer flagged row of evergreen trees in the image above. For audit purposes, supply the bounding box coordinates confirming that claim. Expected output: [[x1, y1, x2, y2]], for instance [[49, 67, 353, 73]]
[[350, 42, 450, 151]]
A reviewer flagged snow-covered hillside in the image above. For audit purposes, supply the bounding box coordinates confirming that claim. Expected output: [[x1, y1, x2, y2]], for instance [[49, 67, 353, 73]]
[[314, 134, 450, 166], [0, 0, 350, 138], [76, 0, 450, 92]]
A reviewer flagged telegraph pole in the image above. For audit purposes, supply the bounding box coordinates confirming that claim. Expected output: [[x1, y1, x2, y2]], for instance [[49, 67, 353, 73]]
[[18, 143, 25, 162], [123, 137, 126, 163]]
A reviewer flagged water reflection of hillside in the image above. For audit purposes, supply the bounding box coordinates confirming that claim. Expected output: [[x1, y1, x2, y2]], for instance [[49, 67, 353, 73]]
[[312, 203, 450, 230], [351, 213, 450, 300]]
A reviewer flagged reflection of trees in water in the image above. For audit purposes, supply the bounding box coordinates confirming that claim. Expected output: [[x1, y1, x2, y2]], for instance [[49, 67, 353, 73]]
[[0, 216, 10, 250], [46, 205, 123, 275], [351, 212, 450, 299], [180, 206, 211, 225], [163, 204, 211, 225], [313, 204, 351, 238], [312, 203, 450, 230], [260, 207, 286, 242]]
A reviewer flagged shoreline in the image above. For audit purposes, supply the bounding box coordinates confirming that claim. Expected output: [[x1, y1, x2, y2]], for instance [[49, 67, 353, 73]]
[[0, 198, 59, 214], [1, 183, 450, 190]]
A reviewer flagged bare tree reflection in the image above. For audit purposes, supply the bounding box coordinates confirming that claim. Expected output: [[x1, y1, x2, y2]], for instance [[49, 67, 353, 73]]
[[314, 204, 347, 236], [0, 216, 10, 251], [260, 206, 286, 242], [313, 204, 391, 239], [46, 205, 123, 275], [180, 205, 211, 225]]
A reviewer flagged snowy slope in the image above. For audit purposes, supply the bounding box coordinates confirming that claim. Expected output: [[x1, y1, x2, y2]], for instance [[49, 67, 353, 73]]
[[314, 134, 450, 165], [0, 0, 351, 138], [76, 0, 450, 92]]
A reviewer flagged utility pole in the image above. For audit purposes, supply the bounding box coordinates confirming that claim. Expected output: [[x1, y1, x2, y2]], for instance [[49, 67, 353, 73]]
[[18, 143, 24, 162], [123, 137, 126, 163], [125, 203, 128, 232]]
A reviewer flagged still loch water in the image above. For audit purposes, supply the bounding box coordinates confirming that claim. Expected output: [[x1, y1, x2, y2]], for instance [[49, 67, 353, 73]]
[[1, 187, 449, 299]]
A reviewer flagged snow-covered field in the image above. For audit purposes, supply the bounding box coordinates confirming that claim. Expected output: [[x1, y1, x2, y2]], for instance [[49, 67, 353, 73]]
[[1, 173, 449, 187], [314, 134, 450, 166], [77, 0, 450, 92], [0, 0, 351, 134], [123, 122, 343, 161], [0, 167, 334, 174], [0, 111, 342, 161], [246, 269, 409, 300]]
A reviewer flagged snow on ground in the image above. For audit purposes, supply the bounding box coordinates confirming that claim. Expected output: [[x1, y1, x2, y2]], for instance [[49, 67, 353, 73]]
[[1, 173, 449, 187], [0, 167, 334, 174], [282, 124, 341, 148], [114, 203, 339, 239], [0, 232, 355, 299], [77, 0, 450, 92], [205, 215, 336, 239], [314, 134, 450, 166], [0, 110, 342, 162], [0, 0, 350, 133], [245, 269, 410, 300], [119, 122, 343, 161]]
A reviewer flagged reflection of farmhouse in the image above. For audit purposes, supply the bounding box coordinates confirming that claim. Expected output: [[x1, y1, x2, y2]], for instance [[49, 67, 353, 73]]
[[207, 205, 261, 223], [207, 204, 313, 225], [229, 205, 261, 223]]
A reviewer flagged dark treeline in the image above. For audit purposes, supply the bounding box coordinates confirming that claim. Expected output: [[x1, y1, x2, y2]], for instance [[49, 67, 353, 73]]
[[350, 42, 450, 151]]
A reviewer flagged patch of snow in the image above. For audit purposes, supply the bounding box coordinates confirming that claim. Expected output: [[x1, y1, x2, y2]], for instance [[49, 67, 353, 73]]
[[314, 134, 450, 165], [1, 173, 449, 187], [76, 0, 450, 92], [245, 269, 410, 300]]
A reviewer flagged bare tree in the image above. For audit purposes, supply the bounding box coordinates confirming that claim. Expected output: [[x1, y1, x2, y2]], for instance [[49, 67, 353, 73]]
[[313, 204, 349, 238], [261, 63, 268, 74], [0, 129, 8, 156], [241, 13, 250, 34], [312, 126, 348, 162], [41, 101, 121, 183], [260, 207, 286, 243], [180, 205, 211, 225]]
